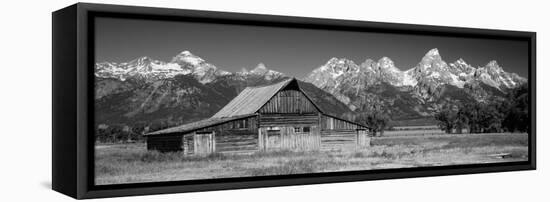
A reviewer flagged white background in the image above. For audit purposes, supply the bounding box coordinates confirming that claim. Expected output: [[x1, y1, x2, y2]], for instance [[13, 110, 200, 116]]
[[0, 0, 547, 201]]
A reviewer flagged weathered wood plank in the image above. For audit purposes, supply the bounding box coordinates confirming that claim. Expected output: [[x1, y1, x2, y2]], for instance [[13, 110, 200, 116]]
[[258, 126, 321, 151], [259, 89, 319, 114], [260, 114, 319, 127], [321, 114, 367, 130], [213, 130, 259, 153]]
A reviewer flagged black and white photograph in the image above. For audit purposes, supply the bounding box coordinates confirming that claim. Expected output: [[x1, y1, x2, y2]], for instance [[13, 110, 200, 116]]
[[93, 16, 530, 185], [4, 0, 550, 201]]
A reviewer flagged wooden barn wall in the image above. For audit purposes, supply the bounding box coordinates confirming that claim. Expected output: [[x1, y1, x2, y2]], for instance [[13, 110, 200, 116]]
[[321, 115, 367, 130], [193, 116, 259, 154], [259, 126, 321, 151], [215, 130, 257, 154], [146, 135, 183, 152], [320, 129, 357, 151], [195, 116, 258, 133], [193, 132, 215, 155], [319, 115, 370, 150], [259, 89, 318, 114], [320, 129, 371, 151], [260, 113, 319, 127], [147, 115, 371, 154], [182, 135, 194, 155]]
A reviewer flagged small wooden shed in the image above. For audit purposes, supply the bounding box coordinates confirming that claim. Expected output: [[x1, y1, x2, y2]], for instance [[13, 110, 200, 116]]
[[145, 78, 370, 154]]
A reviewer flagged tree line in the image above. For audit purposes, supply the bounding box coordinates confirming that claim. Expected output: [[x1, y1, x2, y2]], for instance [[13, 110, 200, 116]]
[[354, 84, 529, 136], [354, 102, 390, 137], [434, 84, 529, 134], [95, 121, 174, 143]]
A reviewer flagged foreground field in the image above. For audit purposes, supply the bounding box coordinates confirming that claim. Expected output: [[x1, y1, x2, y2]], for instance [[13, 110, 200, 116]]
[[95, 133, 528, 185]]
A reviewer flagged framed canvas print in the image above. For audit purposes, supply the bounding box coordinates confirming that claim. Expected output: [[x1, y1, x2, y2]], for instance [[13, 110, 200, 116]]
[[52, 3, 536, 199]]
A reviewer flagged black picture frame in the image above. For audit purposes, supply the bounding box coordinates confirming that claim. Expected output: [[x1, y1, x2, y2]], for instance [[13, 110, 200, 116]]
[[52, 3, 536, 199]]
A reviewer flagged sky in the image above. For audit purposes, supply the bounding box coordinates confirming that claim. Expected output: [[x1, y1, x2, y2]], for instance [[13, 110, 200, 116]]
[[95, 17, 529, 78]]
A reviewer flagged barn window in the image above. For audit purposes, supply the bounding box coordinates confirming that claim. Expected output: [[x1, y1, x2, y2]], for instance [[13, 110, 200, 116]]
[[303, 127, 310, 132], [235, 119, 248, 129], [294, 127, 302, 133], [267, 126, 280, 131]]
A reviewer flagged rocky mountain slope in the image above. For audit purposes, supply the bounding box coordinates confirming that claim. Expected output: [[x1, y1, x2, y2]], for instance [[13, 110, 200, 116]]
[[304, 48, 527, 120]]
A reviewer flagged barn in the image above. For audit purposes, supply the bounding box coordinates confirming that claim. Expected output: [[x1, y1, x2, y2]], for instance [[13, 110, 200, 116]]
[[145, 78, 370, 155]]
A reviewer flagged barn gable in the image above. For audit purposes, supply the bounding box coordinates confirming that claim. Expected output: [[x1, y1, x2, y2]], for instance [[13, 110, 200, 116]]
[[258, 80, 321, 114], [212, 78, 323, 118], [258, 89, 318, 114]]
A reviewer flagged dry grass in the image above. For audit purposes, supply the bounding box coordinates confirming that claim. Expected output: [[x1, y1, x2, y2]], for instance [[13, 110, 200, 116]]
[[383, 129, 446, 136], [95, 133, 528, 185]]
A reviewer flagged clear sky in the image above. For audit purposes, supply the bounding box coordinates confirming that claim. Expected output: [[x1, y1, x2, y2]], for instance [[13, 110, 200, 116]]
[[95, 17, 529, 78]]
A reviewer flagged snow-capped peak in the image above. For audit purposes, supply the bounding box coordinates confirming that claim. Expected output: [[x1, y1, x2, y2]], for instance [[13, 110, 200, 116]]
[[251, 63, 268, 74], [126, 56, 156, 68], [179, 50, 193, 56], [327, 57, 348, 63], [472, 60, 523, 89], [487, 60, 498, 66], [456, 58, 467, 65], [419, 48, 443, 66], [378, 57, 396, 70], [236, 63, 285, 80], [485, 60, 502, 70], [131, 56, 151, 62], [304, 56, 417, 89], [171, 50, 205, 66], [96, 50, 227, 84], [327, 57, 354, 64], [375, 56, 417, 86], [324, 57, 356, 70], [426, 48, 440, 57]]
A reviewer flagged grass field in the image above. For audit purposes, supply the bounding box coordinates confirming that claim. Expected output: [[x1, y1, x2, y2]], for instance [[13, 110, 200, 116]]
[[95, 133, 528, 185], [384, 128, 445, 136]]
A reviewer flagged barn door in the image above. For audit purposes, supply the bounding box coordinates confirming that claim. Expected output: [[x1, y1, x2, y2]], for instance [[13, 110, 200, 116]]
[[259, 127, 282, 151], [266, 129, 282, 150], [194, 132, 215, 155]]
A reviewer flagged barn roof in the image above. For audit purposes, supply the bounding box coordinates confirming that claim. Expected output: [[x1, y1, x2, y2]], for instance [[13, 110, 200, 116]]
[[212, 78, 323, 118], [146, 114, 256, 136]]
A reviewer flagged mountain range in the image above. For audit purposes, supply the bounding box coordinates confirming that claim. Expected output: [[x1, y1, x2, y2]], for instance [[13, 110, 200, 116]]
[[303, 48, 526, 119], [95, 51, 285, 85], [95, 49, 527, 129]]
